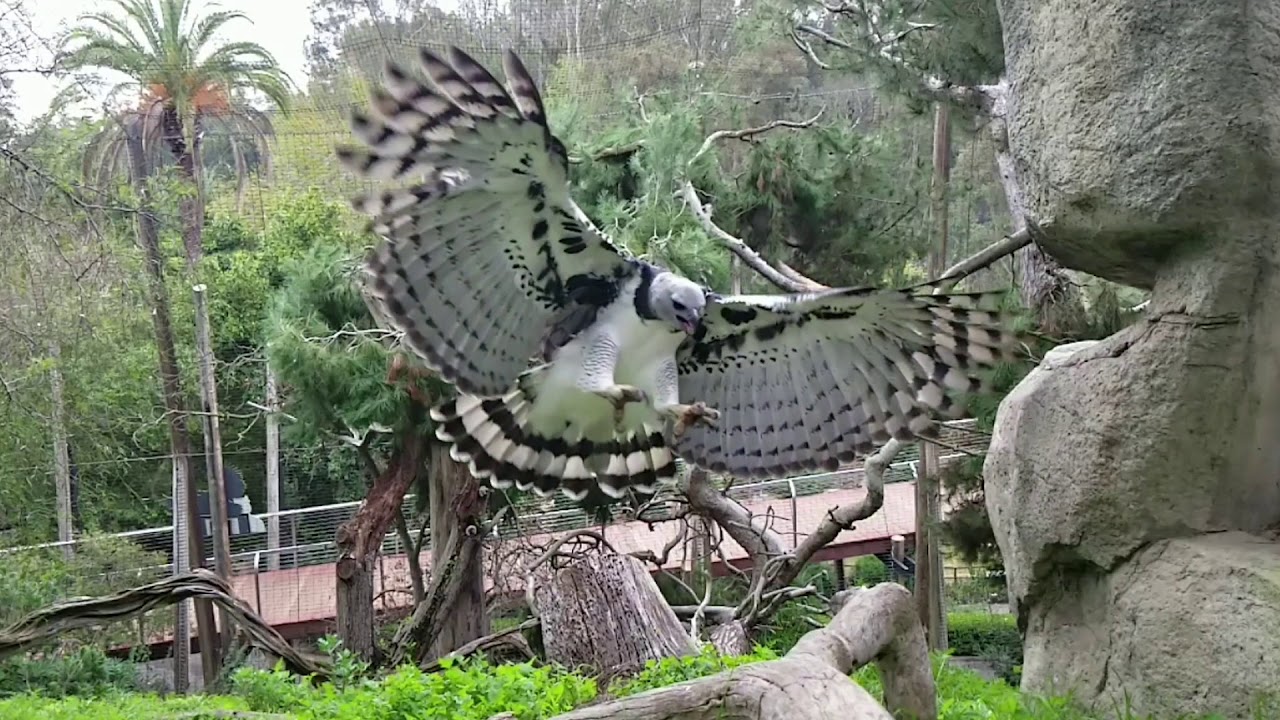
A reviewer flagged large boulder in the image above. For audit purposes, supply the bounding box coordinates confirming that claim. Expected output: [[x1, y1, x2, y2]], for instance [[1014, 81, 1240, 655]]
[[988, 0, 1280, 715], [998, 0, 1279, 288], [1021, 532, 1280, 719]]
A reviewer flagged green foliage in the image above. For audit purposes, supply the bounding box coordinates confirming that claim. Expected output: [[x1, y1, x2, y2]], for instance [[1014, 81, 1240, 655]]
[[947, 612, 1023, 683], [609, 644, 780, 697], [229, 657, 597, 719], [0, 692, 250, 720], [851, 555, 890, 586], [0, 647, 140, 699], [265, 241, 440, 445], [0, 534, 167, 636], [2, 649, 1265, 720]]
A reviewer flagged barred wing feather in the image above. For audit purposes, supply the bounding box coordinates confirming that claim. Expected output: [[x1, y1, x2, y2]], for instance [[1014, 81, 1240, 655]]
[[337, 46, 630, 397], [673, 283, 1020, 478]]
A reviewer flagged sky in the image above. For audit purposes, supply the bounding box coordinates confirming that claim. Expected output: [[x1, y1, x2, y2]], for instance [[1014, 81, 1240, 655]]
[[10, 0, 316, 125]]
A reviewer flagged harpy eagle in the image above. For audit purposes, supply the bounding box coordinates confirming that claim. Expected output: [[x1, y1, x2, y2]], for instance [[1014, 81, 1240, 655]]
[[336, 46, 1021, 501]]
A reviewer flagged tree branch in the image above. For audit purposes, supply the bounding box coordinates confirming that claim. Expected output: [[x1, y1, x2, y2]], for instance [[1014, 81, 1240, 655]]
[[686, 109, 825, 169], [676, 110, 828, 294], [679, 181, 822, 293]]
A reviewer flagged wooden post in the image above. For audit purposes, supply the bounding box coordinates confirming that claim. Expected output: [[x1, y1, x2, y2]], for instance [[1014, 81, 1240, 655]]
[[191, 284, 234, 651], [832, 559, 847, 591], [265, 368, 281, 571], [171, 461, 191, 693], [915, 101, 952, 652], [47, 339, 74, 559]]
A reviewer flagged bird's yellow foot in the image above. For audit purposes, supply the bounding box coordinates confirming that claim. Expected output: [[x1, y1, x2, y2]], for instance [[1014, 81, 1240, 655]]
[[595, 385, 648, 430], [665, 401, 721, 437]]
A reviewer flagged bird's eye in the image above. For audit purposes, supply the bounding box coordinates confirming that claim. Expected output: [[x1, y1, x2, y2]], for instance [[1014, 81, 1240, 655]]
[[672, 301, 686, 311]]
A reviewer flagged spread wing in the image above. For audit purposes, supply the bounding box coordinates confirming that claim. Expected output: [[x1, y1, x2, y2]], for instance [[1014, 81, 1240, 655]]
[[672, 283, 1021, 478], [337, 46, 631, 397]]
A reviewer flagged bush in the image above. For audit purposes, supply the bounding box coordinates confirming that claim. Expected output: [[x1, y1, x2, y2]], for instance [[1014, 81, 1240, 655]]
[[228, 656, 597, 719], [948, 612, 1023, 684], [0, 647, 140, 699], [2, 650, 1266, 720], [609, 645, 778, 697], [851, 555, 888, 586], [0, 535, 169, 649], [947, 612, 1020, 656]]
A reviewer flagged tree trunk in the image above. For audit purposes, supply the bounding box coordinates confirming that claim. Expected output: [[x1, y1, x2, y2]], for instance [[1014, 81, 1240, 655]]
[[161, 107, 204, 266], [538, 584, 936, 720], [914, 100, 951, 652], [334, 432, 427, 660], [533, 553, 696, 681], [192, 284, 234, 652], [387, 443, 490, 666], [125, 121, 220, 686], [427, 445, 488, 659], [709, 621, 753, 656]]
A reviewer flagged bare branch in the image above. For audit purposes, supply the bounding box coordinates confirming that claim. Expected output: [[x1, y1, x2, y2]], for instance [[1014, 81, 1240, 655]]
[[792, 20, 1000, 113], [751, 439, 905, 608], [934, 224, 1036, 290], [679, 181, 824, 293], [687, 109, 825, 170], [0, 569, 330, 678], [790, 30, 831, 69], [418, 617, 538, 673]]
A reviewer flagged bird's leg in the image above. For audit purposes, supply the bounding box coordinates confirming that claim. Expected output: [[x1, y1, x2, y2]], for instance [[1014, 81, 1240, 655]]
[[576, 333, 649, 431], [649, 357, 720, 438], [593, 384, 649, 430], [660, 401, 721, 437]]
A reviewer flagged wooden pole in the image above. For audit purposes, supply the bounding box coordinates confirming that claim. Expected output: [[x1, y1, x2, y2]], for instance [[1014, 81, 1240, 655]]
[[265, 368, 281, 571], [47, 338, 74, 559], [171, 461, 191, 692], [191, 284, 234, 652], [915, 101, 952, 652]]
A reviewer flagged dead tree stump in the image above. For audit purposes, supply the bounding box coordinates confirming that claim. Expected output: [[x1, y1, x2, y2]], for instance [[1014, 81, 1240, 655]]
[[532, 553, 696, 679]]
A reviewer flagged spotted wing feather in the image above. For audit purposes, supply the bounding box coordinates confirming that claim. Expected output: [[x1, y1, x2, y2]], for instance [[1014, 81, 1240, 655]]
[[673, 282, 1021, 478], [337, 47, 630, 397]]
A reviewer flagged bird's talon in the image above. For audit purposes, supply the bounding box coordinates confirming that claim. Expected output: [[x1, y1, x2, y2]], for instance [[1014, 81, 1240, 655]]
[[671, 401, 720, 437]]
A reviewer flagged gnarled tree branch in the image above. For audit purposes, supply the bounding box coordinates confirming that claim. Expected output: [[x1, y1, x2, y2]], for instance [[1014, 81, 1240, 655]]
[[531, 584, 936, 720]]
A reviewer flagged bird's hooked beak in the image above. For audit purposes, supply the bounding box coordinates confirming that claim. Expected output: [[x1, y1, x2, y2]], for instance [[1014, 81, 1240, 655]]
[[680, 310, 701, 335]]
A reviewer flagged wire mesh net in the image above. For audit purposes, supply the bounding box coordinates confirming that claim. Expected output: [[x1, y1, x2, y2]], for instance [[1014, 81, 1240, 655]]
[[0, 0, 1012, 654]]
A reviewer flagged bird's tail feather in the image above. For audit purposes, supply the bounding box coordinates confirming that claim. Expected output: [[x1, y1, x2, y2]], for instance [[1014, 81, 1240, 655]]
[[431, 376, 678, 501]]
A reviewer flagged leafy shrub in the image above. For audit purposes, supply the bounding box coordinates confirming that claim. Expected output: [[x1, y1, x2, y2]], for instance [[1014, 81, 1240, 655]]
[[3, 650, 1267, 720], [0, 535, 167, 627], [0, 646, 140, 699], [609, 645, 778, 697], [947, 613, 1020, 656], [851, 555, 889, 586], [948, 612, 1023, 684], [0, 693, 251, 720], [229, 657, 596, 719]]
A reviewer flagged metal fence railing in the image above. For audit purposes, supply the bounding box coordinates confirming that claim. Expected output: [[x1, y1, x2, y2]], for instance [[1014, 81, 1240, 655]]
[[1, 420, 982, 631]]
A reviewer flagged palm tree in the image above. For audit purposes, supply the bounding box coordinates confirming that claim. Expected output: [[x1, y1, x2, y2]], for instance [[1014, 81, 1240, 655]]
[[60, 0, 292, 263], [56, 0, 291, 682]]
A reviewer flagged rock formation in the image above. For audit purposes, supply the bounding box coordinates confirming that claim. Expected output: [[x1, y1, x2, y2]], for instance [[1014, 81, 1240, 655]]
[[985, 0, 1280, 717]]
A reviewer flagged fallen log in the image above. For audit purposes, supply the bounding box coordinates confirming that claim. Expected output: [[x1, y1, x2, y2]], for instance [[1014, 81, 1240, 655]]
[[531, 583, 936, 720]]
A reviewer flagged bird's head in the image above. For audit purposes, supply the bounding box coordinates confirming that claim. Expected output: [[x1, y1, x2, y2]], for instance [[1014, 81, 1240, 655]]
[[649, 272, 707, 335]]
